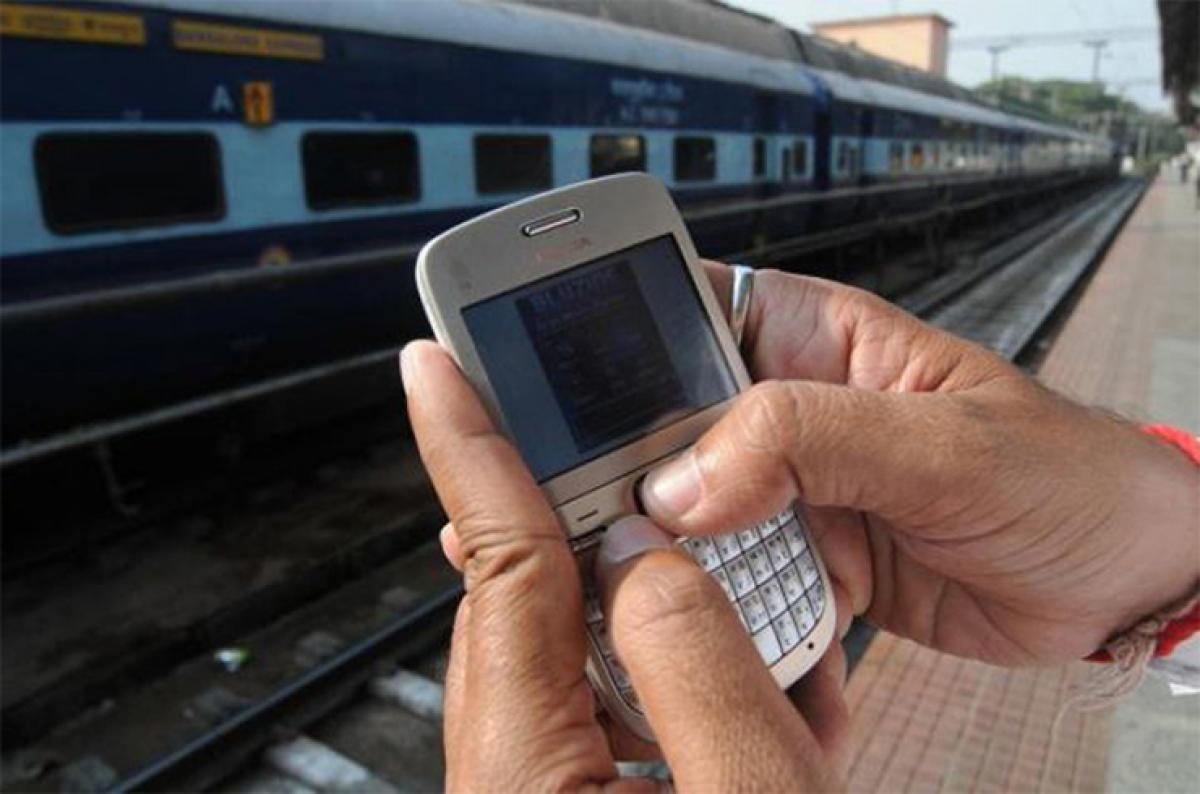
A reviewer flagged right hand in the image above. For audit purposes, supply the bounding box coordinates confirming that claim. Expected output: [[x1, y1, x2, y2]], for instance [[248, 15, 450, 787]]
[[640, 264, 1199, 667]]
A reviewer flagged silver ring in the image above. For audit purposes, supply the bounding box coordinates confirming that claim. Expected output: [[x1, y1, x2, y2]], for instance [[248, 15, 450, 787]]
[[729, 264, 754, 351]]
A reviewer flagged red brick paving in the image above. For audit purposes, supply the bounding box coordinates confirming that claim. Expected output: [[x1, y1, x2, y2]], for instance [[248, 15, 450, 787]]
[[843, 175, 1194, 793]]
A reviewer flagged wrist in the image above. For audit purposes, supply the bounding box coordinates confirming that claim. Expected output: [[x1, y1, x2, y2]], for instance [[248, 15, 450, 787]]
[[1102, 424, 1200, 644]]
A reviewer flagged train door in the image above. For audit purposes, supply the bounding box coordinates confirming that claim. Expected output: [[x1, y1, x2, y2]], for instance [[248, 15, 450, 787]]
[[813, 100, 832, 192], [853, 104, 869, 187], [753, 91, 778, 199]]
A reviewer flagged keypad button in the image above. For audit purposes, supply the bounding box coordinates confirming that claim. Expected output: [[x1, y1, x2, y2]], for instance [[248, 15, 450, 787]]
[[746, 546, 773, 583], [798, 551, 820, 588], [686, 537, 722, 571], [778, 564, 805, 603], [765, 533, 792, 570], [792, 597, 816, 635], [711, 567, 735, 601], [739, 591, 770, 632], [752, 625, 783, 664], [783, 518, 809, 557], [737, 527, 761, 549], [727, 557, 756, 597], [774, 610, 801, 651], [760, 578, 787, 618], [715, 534, 742, 561], [808, 581, 826, 616]]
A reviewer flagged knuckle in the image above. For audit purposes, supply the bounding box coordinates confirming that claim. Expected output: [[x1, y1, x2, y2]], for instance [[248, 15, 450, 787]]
[[734, 381, 801, 454], [455, 506, 567, 594]]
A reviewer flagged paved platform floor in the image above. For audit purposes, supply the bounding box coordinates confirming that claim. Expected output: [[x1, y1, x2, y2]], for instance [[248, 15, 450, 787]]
[[844, 175, 1199, 793]]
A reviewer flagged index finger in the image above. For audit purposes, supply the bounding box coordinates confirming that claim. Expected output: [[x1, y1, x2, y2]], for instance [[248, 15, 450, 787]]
[[402, 340, 563, 576], [400, 340, 593, 738], [701, 261, 857, 384]]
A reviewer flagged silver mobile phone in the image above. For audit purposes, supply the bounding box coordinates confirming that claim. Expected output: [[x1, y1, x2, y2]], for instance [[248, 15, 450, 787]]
[[416, 173, 835, 741]]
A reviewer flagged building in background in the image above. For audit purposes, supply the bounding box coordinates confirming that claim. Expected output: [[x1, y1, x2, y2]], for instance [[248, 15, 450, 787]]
[[812, 13, 952, 77]]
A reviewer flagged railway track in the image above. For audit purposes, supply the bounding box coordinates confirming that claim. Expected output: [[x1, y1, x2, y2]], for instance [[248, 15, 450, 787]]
[[0, 178, 1145, 794]]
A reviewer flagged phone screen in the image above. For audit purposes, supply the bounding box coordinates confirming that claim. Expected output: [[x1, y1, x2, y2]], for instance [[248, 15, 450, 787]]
[[462, 234, 737, 481]]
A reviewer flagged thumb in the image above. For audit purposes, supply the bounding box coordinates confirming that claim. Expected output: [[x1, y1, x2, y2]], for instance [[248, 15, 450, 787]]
[[639, 380, 960, 536], [596, 516, 838, 792]]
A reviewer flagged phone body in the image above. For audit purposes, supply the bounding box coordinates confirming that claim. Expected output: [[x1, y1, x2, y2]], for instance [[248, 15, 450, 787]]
[[416, 173, 835, 741]]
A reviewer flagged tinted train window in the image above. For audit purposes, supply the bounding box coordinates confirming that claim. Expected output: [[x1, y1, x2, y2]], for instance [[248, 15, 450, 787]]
[[35, 133, 223, 234], [835, 141, 850, 174], [475, 134, 552, 194], [590, 134, 645, 178], [910, 143, 925, 170], [303, 132, 420, 210], [793, 139, 808, 177], [674, 136, 716, 182], [753, 137, 766, 177]]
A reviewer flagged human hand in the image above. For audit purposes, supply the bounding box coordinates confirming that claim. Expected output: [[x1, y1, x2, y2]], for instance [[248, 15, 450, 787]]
[[402, 341, 846, 791], [642, 263, 1199, 667]]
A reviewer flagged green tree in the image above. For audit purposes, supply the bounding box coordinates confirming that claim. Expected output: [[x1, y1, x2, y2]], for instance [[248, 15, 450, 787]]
[[976, 78, 1141, 123]]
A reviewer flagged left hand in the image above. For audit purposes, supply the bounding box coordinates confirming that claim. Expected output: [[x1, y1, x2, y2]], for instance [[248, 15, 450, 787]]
[[402, 340, 849, 792]]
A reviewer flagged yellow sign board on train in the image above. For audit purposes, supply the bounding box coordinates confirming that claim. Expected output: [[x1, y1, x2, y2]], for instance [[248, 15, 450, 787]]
[[172, 19, 323, 62], [243, 82, 275, 126], [0, 3, 145, 46]]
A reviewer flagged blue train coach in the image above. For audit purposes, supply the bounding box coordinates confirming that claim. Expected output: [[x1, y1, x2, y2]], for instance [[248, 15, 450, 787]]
[[1, 0, 826, 446], [0, 0, 1112, 453]]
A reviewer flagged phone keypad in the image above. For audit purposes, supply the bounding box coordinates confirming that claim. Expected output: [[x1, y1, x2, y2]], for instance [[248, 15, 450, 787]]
[[578, 505, 826, 713]]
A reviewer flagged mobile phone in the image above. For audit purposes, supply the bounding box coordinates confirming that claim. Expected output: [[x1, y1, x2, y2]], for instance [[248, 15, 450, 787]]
[[416, 173, 835, 741]]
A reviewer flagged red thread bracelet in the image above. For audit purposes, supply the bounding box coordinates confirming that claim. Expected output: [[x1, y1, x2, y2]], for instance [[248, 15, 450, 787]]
[[1086, 424, 1200, 663]]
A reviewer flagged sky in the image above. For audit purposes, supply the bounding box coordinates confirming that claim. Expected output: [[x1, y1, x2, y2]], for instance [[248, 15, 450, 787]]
[[723, 0, 1168, 113]]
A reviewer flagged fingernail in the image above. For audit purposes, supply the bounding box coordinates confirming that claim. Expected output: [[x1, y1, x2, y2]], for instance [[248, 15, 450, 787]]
[[598, 515, 673, 567], [399, 344, 417, 394], [640, 453, 701, 519]]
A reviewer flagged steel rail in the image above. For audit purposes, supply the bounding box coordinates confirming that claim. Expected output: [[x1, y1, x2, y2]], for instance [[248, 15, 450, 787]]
[[109, 584, 464, 793]]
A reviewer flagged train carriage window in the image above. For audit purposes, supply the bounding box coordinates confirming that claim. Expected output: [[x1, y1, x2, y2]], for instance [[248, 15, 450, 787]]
[[835, 141, 849, 175], [35, 132, 224, 234], [910, 143, 925, 171], [475, 134, 552, 194], [793, 139, 808, 178], [781, 148, 792, 182], [674, 136, 716, 182], [752, 137, 766, 178], [303, 132, 420, 210], [590, 134, 646, 178]]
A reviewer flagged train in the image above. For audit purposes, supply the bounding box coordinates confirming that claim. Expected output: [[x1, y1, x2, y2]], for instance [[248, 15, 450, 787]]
[[0, 0, 1116, 450]]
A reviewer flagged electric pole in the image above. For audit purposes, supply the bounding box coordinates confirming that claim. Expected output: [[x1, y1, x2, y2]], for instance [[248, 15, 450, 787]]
[[987, 44, 1009, 83], [1082, 39, 1109, 84]]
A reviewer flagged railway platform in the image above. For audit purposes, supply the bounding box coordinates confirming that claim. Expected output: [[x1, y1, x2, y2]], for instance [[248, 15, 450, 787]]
[[841, 173, 1199, 793]]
